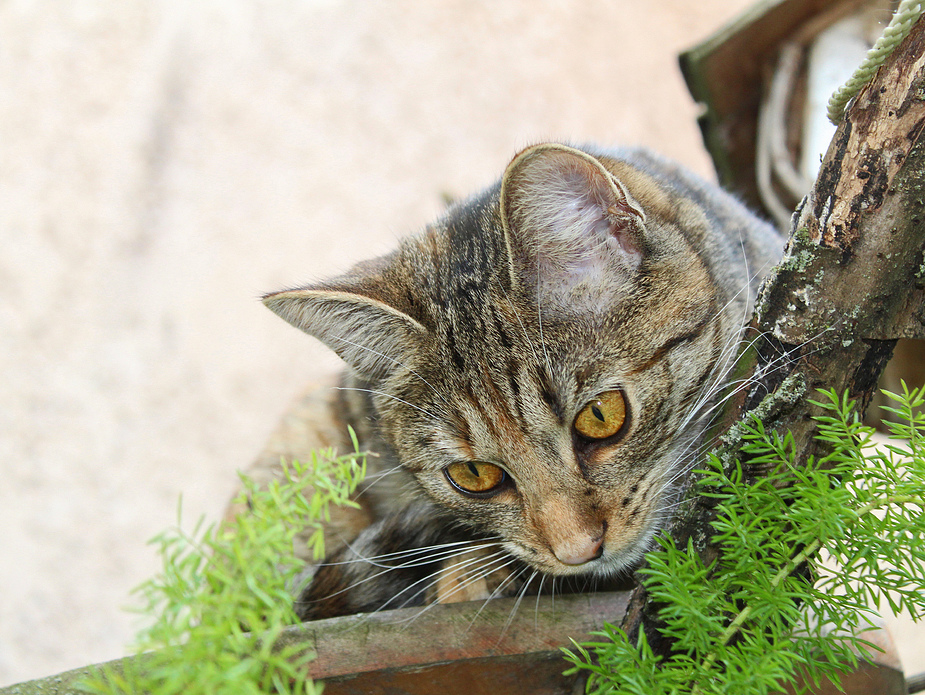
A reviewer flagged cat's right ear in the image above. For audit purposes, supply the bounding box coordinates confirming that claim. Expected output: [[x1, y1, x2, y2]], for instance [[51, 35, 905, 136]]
[[263, 280, 425, 381], [499, 143, 647, 312]]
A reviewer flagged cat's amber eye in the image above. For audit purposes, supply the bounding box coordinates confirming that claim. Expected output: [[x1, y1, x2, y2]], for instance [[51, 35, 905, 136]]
[[445, 461, 507, 495], [574, 390, 626, 440]]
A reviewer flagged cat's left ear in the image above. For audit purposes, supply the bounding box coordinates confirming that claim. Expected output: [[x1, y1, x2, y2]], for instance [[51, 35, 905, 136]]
[[263, 260, 426, 381], [499, 143, 647, 309]]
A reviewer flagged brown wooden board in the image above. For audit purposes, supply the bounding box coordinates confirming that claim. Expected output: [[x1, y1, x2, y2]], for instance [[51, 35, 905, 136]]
[[0, 587, 907, 694], [321, 653, 580, 695], [284, 590, 629, 687], [679, 0, 868, 209], [0, 592, 630, 695]]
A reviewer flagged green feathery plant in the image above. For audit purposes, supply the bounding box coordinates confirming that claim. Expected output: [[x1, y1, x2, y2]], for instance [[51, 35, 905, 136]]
[[82, 430, 367, 695], [564, 385, 925, 694]]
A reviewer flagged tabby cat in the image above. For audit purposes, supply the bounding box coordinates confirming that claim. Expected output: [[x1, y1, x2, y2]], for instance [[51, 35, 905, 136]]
[[262, 143, 784, 620]]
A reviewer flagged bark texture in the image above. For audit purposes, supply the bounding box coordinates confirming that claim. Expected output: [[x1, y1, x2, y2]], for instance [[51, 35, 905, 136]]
[[621, 16, 925, 652]]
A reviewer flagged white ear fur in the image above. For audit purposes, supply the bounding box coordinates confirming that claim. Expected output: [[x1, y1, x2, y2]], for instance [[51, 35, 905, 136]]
[[264, 289, 425, 380], [500, 144, 647, 310]]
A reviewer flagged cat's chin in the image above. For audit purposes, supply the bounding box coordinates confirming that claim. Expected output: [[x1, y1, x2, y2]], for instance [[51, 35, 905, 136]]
[[567, 544, 649, 580], [508, 534, 652, 580], [590, 544, 650, 579]]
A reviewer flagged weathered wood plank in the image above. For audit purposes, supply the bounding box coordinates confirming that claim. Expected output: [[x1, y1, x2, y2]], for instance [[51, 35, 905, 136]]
[[283, 590, 629, 681], [0, 592, 630, 695]]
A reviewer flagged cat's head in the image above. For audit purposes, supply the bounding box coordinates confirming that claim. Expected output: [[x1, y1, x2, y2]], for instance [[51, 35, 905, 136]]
[[266, 143, 751, 578]]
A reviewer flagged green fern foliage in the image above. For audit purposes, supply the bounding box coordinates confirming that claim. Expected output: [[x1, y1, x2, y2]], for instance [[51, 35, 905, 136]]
[[564, 386, 925, 694], [82, 431, 367, 695]]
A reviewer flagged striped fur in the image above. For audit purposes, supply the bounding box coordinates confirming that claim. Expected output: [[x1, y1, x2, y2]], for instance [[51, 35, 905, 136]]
[[266, 144, 784, 619]]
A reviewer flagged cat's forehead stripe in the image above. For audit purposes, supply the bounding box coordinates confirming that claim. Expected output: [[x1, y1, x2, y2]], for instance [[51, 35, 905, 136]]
[[480, 366, 545, 452], [503, 363, 530, 432], [627, 297, 718, 376], [536, 368, 566, 423], [492, 312, 514, 351], [449, 360, 559, 459], [458, 377, 528, 455]]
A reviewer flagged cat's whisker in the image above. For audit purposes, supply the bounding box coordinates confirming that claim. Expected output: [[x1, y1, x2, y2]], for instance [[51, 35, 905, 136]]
[[654, 318, 836, 512], [647, 493, 688, 518], [354, 466, 401, 486], [327, 334, 453, 409], [422, 551, 520, 608], [464, 562, 532, 633], [686, 261, 785, 404], [533, 572, 548, 631], [307, 549, 515, 636], [676, 327, 800, 434], [534, 277, 553, 378], [679, 331, 760, 426], [498, 283, 542, 367], [359, 545, 505, 575], [355, 468, 397, 482], [335, 387, 443, 422], [324, 539, 502, 568], [578, 574, 591, 596], [353, 465, 412, 500], [495, 568, 540, 644], [389, 551, 520, 625], [686, 268, 761, 395], [396, 548, 512, 603], [303, 542, 505, 606], [686, 321, 834, 431]]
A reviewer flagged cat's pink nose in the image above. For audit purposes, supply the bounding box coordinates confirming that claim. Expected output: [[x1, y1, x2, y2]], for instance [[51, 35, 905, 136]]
[[554, 534, 605, 566]]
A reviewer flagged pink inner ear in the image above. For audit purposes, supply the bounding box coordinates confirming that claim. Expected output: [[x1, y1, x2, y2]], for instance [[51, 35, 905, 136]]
[[607, 209, 644, 261], [517, 153, 643, 269], [585, 170, 645, 262], [501, 145, 647, 311]]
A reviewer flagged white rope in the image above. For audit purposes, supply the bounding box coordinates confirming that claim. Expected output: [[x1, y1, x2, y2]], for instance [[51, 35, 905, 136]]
[[827, 0, 925, 124]]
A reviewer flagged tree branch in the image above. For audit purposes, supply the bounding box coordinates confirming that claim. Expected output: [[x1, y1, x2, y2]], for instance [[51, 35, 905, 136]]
[[620, 15, 925, 653]]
